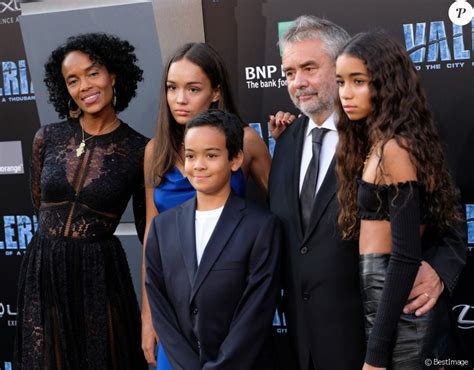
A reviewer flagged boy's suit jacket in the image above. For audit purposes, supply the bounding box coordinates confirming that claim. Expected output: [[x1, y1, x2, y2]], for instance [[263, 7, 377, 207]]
[[145, 192, 282, 370]]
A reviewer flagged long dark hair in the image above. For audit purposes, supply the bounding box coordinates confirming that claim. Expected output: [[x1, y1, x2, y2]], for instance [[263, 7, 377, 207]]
[[335, 31, 461, 238], [150, 42, 244, 186]]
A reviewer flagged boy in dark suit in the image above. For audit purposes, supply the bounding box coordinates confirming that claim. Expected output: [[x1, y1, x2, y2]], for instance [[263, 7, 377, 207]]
[[145, 109, 282, 370]]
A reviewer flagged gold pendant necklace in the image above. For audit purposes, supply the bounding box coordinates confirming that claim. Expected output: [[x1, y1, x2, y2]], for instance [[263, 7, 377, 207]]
[[76, 117, 119, 157], [76, 123, 96, 157], [76, 142, 85, 157]]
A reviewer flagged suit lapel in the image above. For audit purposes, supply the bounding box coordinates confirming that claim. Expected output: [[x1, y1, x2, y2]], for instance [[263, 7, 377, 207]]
[[286, 116, 308, 242], [189, 193, 244, 303], [177, 198, 198, 287], [303, 156, 337, 244]]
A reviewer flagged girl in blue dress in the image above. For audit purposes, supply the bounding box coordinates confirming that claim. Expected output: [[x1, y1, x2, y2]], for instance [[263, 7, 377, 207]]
[[141, 42, 272, 369]]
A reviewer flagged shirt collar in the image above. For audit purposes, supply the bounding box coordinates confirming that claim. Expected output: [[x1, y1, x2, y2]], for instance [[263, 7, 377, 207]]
[[305, 111, 337, 137]]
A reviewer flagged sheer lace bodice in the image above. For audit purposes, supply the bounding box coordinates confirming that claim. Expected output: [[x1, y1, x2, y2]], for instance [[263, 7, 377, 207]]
[[16, 119, 149, 369], [30, 119, 148, 241]]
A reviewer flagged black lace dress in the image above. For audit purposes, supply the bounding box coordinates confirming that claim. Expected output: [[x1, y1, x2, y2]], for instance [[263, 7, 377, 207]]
[[15, 119, 148, 370]]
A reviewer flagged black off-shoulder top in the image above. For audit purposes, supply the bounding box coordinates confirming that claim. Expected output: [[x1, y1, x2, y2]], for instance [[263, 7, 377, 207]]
[[357, 177, 428, 222]]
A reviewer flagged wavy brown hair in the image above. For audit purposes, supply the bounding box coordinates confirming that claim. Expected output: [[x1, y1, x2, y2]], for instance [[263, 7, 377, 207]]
[[149, 42, 244, 186], [335, 32, 461, 239]]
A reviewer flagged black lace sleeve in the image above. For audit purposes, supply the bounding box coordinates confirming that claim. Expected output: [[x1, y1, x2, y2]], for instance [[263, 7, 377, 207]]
[[30, 127, 45, 213], [365, 182, 423, 367], [132, 150, 147, 244]]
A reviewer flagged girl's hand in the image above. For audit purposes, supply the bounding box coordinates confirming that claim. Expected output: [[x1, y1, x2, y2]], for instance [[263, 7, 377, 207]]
[[268, 111, 297, 140]]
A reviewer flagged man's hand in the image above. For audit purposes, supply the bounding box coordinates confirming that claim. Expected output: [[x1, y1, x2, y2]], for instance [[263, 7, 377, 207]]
[[268, 111, 297, 140], [142, 317, 158, 366], [403, 261, 444, 316]]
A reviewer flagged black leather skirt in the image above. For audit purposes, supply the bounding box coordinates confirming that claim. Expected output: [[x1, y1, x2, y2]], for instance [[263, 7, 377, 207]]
[[359, 253, 449, 369]]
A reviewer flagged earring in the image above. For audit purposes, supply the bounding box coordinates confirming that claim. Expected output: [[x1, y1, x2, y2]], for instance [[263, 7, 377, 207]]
[[68, 99, 81, 119], [112, 87, 117, 107]]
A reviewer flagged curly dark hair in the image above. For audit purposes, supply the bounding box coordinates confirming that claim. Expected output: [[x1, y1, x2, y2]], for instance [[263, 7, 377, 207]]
[[44, 33, 143, 118], [335, 31, 461, 239]]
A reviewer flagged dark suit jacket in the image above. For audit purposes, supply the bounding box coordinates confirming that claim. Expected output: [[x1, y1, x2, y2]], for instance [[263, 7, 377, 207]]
[[145, 193, 282, 370], [269, 115, 365, 370], [268, 115, 466, 370]]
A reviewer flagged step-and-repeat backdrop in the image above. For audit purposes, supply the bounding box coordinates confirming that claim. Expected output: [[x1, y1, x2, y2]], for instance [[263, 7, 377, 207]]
[[202, 0, 474, 368], [1, 0, 473, 368], [0, 3, 39, 369]]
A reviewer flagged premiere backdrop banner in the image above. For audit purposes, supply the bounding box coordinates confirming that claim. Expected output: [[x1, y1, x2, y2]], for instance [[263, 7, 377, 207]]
[[0, 2, 40, 369], [202, 0, 474, 367]]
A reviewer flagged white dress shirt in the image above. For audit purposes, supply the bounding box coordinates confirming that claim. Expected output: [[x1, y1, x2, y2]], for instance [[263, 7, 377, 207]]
[[299, 112, 339, 195], [195, 206, 224, 266]]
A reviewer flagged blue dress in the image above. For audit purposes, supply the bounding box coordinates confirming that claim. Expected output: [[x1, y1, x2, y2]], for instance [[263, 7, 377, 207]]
[[154, 166, 246, 370]]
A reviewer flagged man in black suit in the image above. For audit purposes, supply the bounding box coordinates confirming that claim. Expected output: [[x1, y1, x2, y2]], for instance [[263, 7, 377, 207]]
[[268, 15, 466, 370], [145, 110, 281, 370]]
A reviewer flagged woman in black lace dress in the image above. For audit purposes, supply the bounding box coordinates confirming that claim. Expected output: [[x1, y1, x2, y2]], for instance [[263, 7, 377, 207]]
[[15, 33, 148, 369]]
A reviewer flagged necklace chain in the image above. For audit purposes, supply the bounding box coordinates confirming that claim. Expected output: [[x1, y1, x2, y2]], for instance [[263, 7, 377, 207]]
[[76, 117, 119, 157], [362, 143, 377, 173]]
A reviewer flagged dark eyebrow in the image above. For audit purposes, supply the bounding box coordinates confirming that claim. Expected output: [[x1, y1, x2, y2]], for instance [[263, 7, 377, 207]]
[[184, 148, 222, 152], [187, 82, 204, 85], [299, 61, 317, 69], [283, 60, 317, 73], [64, 63, 98, 80], [205, 148, 222, 151], [335, 72, 369, 78], [86, 62, 100, 70], [166, 80, 204, 85], [348, 72, 369, 77]]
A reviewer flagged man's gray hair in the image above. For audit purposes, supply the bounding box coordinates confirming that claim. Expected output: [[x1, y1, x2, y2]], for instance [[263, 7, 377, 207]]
[[279, 15, 350, 60]]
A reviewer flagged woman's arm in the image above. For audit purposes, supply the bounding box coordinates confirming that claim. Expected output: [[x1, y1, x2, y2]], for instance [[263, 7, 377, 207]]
[[141, 139, 159, 366], [242, 126, 272, 193], [364, 140, 422, 368], [30, 127, 45, 213]]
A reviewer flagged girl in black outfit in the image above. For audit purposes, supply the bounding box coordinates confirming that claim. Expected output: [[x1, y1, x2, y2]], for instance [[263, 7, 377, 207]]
[[335, 32, 463, 370], [15, 33, 148, 369]]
